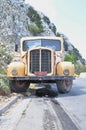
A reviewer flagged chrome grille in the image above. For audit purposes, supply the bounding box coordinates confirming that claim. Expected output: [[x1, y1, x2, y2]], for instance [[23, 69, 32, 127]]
[[30, 50, 40, 72], [41, 50, 51, 72], [30, 49, 51, 73]]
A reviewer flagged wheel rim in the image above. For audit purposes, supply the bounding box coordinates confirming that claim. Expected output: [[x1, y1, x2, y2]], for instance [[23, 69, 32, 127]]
[[64, 79, 72, 91], [15, 81, 25, 88]]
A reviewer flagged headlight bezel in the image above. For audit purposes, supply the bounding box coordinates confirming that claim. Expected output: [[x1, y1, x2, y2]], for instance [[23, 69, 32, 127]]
[[11, 69, 18, 75], [63, 69, 69, 75]]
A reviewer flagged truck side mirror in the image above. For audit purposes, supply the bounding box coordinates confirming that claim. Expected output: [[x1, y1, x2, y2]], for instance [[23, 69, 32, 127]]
[[15, 44, 18, 52]]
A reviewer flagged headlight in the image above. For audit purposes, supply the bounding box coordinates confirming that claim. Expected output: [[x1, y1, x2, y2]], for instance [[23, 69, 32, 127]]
[[63, 69, 69, 75], [12, 69, 18, 75]]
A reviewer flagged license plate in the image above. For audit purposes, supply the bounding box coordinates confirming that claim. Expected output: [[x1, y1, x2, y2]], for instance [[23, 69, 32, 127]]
[[34, 71, 47, 76]]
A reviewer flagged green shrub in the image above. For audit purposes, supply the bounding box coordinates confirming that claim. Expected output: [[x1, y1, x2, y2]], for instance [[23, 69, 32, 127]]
[[0, 43, 12, 94], [28, 23, 43, 35], [64, 54, 76, 64], [64, 54, 86, 74], [75, 64, 86, 75], [0, 43, 12, 74], [27, 7, 44, 34], [49, 23, 57, 35], [27, 7, 41, 24], [0, 76, 10, 94], [43, 16, 50, 24], [0, 66, 6, 74]]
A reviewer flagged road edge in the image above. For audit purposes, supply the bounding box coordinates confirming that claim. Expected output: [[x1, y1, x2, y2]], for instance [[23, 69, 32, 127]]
[[54, 98, 81, 130], [0, 96, 19, 115]]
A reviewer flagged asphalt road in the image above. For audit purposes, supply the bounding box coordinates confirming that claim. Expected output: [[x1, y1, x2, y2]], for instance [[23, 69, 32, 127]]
[[56, 77, 86, 130], [0, 77, 86, 130], [0, 97, 63, 130]]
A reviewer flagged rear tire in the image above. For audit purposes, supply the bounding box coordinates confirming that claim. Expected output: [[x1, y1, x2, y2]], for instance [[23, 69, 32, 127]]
[[9, 80, 30, 93], [56, 79, 73, 93]]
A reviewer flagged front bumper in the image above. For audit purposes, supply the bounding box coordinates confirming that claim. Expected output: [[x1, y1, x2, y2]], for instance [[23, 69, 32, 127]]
[[7, 75, 75, 82]]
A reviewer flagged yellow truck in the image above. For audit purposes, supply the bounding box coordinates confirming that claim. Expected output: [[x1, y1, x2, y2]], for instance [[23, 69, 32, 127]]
[[7, 37, 75, 93]]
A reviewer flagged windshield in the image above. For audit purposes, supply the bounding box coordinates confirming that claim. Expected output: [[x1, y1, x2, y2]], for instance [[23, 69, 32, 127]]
[[23, 39, 61, 51]]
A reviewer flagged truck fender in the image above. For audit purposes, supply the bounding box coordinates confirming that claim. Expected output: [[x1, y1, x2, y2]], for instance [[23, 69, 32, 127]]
[[7, 61, 25, 76], [56, 61, 74, 76]]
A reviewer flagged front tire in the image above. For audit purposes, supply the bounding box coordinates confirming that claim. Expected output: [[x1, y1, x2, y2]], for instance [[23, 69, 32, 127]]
[[56, 79, 73, 93], [9, 80, 30, 93]]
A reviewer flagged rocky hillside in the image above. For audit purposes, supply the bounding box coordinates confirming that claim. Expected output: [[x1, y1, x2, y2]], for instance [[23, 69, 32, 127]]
[[0, 0, 55, 50], [0, 0, 85, 70]]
